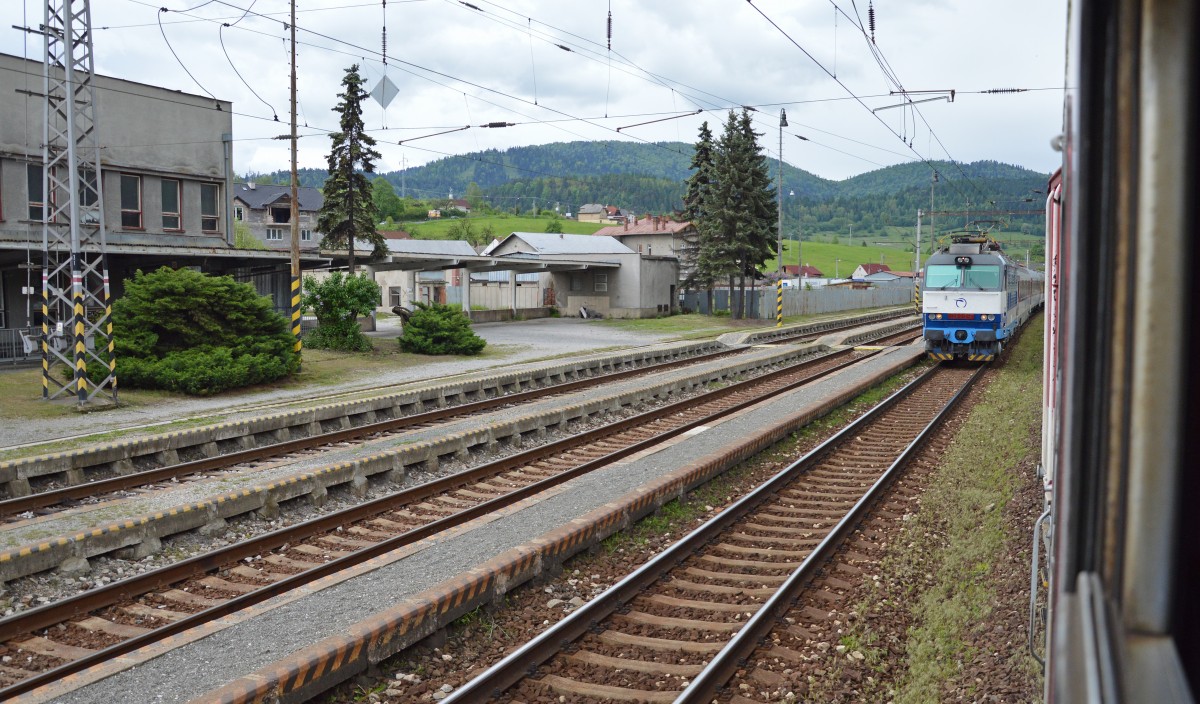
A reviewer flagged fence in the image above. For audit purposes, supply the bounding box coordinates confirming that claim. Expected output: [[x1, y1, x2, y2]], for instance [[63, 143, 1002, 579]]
[[682, 286, 913, 319], [0, 327, 44, 365], [446, 283, 542, 310]]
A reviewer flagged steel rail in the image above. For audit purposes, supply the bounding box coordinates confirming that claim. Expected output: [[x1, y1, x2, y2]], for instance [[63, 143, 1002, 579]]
[[677, 364, 984, 702], [0, 347, 752, 518], [441, 362, 972, 703], [0, 344, 887, 700]]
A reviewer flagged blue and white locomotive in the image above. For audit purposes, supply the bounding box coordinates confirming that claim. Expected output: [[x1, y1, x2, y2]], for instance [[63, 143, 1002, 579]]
[[921, 234, 1044, 361]]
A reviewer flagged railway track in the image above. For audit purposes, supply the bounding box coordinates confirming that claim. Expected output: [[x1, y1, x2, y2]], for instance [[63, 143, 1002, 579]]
[[441, 362, 978, 703], [0, 315, 913, 523], [0, 334, 914, 699], [0, 347, 747, 522]]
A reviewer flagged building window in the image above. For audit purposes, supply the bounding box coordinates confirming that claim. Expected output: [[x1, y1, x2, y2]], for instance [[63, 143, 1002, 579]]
[[301, 229, 312, 242], [200, 183, 220, 232], [78, 169, 99, 224], [27, 163, 46, 221], [271, 206, 290, 223], [594, 273, 608, 292], [234, 205, 244, 221], [161, 178, 181, 230], [570, 274, 582, 292], [266, 228, 284, 241], [120, 174, 142, 229]]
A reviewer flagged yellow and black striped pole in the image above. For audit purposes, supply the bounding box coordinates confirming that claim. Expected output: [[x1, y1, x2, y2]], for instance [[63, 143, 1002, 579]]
[[914, 276, 921, 315], [72, 261, 87, 404], [291, 273, 303, 370], [103, 263, 117, 403], [776, 280, 783, 328], [40, 273, 50, 399]]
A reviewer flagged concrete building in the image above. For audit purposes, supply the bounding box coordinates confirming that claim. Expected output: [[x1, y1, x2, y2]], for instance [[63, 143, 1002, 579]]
[[593, 216, 697, 284], [576, 204, 607, 222], [487, 232, 678, 318], [0, 52, 320, 362], [232, 182, 322, 251]]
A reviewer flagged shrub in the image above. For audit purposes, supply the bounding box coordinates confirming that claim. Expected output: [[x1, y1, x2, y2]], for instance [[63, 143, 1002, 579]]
[[398, 302, 486, 355], [302, 272, 381, 352], [107, 267, 299, 395]]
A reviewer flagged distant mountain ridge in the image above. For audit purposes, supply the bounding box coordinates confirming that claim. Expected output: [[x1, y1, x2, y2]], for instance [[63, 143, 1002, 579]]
[[247, 141, 1049, 234]]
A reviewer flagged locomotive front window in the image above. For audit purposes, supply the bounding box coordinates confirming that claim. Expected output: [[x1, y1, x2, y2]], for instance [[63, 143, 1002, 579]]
[[963, 265, 1001, 289], [925, 264, 1001, 290], [926, 265, 962, 289]]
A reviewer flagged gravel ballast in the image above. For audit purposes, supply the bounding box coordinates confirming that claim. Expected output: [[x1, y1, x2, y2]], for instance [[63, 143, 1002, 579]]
[[36, 346, 924, 704]]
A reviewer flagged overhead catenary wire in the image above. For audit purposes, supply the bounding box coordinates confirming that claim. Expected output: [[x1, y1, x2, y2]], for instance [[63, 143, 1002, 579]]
[[753, 0, 988, 204], [101, 0, 1048, 194]]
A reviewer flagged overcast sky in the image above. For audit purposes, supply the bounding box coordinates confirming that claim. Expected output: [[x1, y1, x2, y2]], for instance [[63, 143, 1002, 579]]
[[4, 0, 1067, 184]]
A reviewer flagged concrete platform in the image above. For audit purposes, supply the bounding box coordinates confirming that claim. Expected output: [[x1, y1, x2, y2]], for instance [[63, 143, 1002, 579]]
[[19, 342, 925, 704], [1, 338, 854, 582]]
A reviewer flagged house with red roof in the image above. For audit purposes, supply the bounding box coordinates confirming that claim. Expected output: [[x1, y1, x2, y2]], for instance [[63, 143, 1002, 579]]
[[851, 262, 892, 280], [783, 264, 824, 278]]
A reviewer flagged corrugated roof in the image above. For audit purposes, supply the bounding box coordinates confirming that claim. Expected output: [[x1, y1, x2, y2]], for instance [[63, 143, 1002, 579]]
[[232, 183, 323, 211], [385, 239, 478, 256], [501, 232, 634, 255]]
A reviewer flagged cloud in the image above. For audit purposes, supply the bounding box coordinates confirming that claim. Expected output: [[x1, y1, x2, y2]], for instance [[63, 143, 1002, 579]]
[[2, 0, 1066, 181]]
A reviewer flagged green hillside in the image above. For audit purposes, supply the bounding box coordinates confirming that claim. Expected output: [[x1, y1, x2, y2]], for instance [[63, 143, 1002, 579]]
[[243, 143, 1050, 248]]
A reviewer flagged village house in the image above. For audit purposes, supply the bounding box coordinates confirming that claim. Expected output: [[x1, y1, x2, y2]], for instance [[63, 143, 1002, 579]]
[[231, 182, 322, 251]]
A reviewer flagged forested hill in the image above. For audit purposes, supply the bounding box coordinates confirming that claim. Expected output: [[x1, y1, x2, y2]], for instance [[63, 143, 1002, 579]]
[[246, 142, 1049, 233]]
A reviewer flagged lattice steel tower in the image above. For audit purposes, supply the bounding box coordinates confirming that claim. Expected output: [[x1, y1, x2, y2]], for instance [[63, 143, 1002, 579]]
[[40, 0, 116, 404]]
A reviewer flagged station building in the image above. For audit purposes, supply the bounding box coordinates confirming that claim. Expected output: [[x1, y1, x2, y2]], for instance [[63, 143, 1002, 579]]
[[363, 232, 678, 320], [0, 52, 322, 363]]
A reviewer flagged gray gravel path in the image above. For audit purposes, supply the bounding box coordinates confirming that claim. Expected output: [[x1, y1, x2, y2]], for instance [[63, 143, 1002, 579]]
[[47, 344, 923, 704], [0, 318, 681, 449]]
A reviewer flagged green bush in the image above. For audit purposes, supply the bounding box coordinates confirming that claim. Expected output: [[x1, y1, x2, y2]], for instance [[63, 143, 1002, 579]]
[[108, 267, 299, 395], [301, 272, 381, 352], [305, 319, 372, 352], [398, 302, 486, 355]]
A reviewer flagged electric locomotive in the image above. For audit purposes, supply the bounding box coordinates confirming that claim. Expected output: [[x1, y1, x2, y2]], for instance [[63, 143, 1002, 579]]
[[920, 233, 1043, 361]]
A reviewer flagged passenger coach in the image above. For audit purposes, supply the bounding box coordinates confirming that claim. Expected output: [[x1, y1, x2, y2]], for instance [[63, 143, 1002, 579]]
[[921, 233, 1044, 361]]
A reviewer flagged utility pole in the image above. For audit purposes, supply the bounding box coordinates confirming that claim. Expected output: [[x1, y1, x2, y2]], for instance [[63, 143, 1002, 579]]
[[930, 171, 937, 253], [40, 0, 116, 405], [915, 208, 922, 273], [776, 109, 787, 328], [289, 0, 302, 368], [777, 109, 786, 275]]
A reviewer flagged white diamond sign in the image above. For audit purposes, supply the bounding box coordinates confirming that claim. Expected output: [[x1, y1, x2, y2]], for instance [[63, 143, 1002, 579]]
[[370, 75, 399, 109]]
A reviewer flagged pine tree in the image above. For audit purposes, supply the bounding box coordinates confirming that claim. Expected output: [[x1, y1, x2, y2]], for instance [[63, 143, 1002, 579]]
[[681, 122, 716, 302], [689, 109, 778, 318], [732, 108, 778, 317], [318, 64, 384, 274]]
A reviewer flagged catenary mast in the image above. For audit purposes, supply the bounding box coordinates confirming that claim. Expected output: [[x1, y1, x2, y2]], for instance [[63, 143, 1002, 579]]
[[40, 0, 117, 404]]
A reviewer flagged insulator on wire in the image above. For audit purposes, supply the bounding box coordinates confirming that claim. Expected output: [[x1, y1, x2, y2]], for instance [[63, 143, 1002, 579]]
[[869, 1, 876, 43], [381, 27, 387, 64], [607, 10, 612, 50]]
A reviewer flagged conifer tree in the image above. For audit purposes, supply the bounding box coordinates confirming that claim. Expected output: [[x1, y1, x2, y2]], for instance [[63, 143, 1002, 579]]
[[681, 122, 716, 305], [732, 108, 778, 316], [318, 64, 384, 274]]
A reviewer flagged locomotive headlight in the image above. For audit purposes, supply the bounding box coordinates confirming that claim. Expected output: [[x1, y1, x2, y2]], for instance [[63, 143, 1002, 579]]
[[935, 313, 943, 319]]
